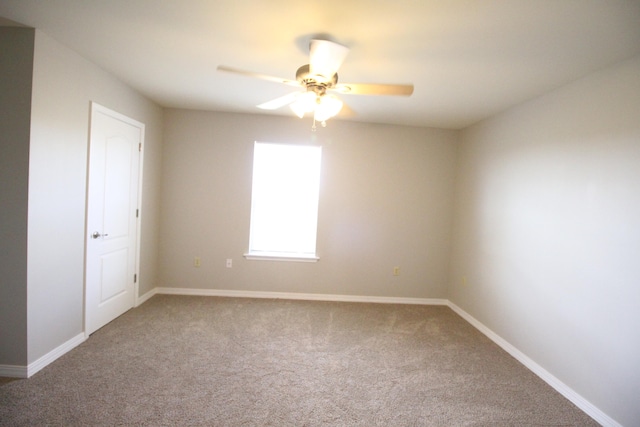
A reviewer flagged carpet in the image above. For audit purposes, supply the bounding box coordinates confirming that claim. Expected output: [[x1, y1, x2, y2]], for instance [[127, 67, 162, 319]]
[[0, 295, 598, 426]]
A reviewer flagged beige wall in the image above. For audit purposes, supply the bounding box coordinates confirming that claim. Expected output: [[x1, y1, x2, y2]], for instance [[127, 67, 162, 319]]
[[25, 30, 163, 363], [0, 27, 33, 366], [449, 55, 640, 426], [160, 110, 457, 299]]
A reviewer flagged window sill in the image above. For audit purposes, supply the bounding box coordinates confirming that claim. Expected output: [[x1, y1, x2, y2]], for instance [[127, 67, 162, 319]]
[[243, 253, 319, 263]]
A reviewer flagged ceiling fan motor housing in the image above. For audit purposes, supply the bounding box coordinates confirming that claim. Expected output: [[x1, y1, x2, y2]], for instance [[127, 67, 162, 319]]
[[296, 64, 338, 96]]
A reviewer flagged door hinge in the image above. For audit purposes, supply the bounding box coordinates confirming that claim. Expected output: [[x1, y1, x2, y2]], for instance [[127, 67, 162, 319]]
[[136, 208, 139, 218], [134, 274, 137, 283], [138, 143, 142, 152]]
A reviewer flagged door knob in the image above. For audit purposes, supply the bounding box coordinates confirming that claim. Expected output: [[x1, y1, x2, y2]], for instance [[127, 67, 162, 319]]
[[91, 231, 109, 239]]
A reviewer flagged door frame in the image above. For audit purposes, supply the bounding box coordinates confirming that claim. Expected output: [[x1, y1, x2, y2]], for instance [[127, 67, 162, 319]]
[[84, 102, 145, 337]]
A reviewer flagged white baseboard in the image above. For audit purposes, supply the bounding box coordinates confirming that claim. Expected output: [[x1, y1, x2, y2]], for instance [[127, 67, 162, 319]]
[[447, 302, 621, 427], [0, 364, 28, 378], [155, 287, 448, 306], [27, 333, 86, 378], [0, 333, 86, 379], [136, 287, 158, 307]]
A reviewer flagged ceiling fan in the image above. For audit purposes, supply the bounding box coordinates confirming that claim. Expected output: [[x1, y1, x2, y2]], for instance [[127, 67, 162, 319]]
[[217, 39, 414, 128]]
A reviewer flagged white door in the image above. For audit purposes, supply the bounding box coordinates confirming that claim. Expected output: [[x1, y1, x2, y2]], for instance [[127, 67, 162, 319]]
[[85, 103, 144, 335]]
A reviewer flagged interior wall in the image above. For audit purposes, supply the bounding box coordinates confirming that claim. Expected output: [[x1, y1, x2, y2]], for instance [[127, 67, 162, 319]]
[[0, 27, 34, 366], [160, 110, 457, 299], [26, 30, 163, 364], [449, 55, 640, 426]]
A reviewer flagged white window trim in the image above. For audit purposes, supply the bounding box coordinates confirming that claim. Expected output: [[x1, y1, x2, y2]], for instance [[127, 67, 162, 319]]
[[243, 252, 319, 262], [246, 141, 322, 262]]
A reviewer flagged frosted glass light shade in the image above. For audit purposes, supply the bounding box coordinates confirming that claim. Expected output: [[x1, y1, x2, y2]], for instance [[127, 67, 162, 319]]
[[290, 91, 317, 118], [314, 95, 343, 122]]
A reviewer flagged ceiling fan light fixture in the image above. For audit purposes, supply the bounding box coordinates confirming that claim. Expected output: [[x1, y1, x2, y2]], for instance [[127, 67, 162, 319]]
[[290, 91, 317, 118], [290, 102, 305, 118], [314, 94, 343, 122]]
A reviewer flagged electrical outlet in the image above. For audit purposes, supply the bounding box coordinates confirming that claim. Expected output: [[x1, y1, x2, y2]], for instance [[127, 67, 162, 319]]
[[194, 257, 201, 267], [393, 266, 400, 276], [226, 258, 232, 268]]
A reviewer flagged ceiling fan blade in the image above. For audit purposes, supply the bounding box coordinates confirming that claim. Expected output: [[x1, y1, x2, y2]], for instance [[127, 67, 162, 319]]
[[217, 65, 301, 87], [333, 83, 414, 96], [309, 39, 350, 80], [256, 92, 301, 110]]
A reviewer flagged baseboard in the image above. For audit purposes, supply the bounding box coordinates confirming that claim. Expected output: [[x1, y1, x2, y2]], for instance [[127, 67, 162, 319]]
[[26, 333, 86, 378], [136, 287, 158, 307], [155, 287, 448, 306], [0, 364, 28, 378], [447, 302, 621, 427], [1, 333, 86, 379]]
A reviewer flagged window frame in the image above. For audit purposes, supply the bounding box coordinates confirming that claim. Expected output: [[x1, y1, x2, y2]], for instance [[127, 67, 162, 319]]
[[244, 141, 322, 263]]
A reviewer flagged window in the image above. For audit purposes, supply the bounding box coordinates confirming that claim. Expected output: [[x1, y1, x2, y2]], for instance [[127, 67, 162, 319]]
[[245, 142, 322, 261]]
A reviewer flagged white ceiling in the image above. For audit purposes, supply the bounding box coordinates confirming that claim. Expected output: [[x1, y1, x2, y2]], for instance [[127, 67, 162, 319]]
[[2, 0, 640, 129]]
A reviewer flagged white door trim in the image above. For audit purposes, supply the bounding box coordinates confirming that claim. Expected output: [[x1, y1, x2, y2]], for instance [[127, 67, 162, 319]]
[[84, 102, 145, 337]]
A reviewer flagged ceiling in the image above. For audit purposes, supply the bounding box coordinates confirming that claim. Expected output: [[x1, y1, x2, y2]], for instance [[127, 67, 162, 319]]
[[2, 0, 640, 129]]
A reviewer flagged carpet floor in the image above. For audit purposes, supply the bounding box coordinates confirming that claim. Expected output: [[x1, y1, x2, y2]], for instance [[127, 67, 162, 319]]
[[0, 295, 598, 426]]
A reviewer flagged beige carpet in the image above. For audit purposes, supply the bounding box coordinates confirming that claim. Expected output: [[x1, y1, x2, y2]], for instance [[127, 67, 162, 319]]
[[0, 295, 598, 426]]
